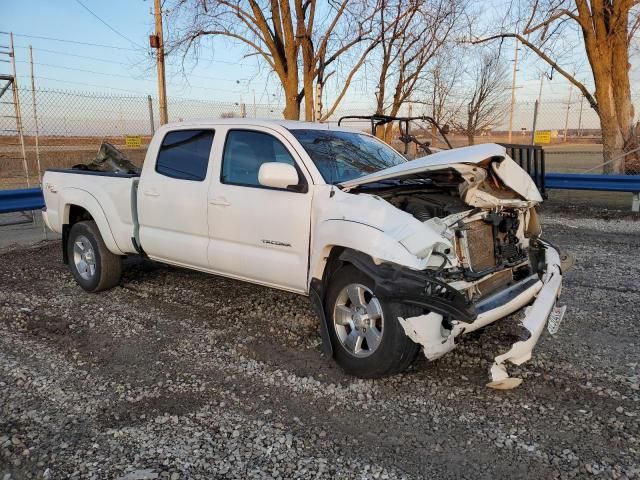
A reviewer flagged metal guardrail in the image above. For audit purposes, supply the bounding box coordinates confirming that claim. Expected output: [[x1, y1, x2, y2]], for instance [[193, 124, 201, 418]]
[[2, 171, 638, 216], [545, 173, 640, 212], [0, 187, 44, 214]]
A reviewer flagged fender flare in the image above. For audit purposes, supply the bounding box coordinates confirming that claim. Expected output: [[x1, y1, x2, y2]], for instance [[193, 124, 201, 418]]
[[60, 187, 124, 255], [308, 220, 427, 358]]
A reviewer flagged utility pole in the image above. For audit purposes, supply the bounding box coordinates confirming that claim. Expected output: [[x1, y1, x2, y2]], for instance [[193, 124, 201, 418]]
[[152, 0, 168, 125], [507, 38, 519, 143], [9, 33, 29, 187], [28, 46, 42, 184], [530, 100, 539, 146], [530, 72, 545, 145], [314, 82, 323, 122], [563, 83, 573, 142], [147, 95, 155, 134], [537, 72, 544, 104], [252, 89, 256, 118], [577, 95, 584, 137]]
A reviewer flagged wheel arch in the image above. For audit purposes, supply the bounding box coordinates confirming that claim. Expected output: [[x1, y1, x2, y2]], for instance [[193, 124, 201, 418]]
[[307, 221, 425, 358], [60, 188, 124, 259]]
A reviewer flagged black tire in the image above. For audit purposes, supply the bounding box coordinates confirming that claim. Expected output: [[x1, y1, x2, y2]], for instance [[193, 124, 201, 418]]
[[67, 220, 122, 292], [325, 265, 421, 378]]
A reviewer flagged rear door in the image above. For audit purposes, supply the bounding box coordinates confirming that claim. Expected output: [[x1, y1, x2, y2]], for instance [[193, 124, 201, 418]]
[[137, 128, 215, 268], [207, 127, 312, 292]]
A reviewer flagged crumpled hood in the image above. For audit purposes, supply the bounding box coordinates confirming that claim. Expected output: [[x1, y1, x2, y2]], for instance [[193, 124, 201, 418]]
[[339, 143, 543, 203]]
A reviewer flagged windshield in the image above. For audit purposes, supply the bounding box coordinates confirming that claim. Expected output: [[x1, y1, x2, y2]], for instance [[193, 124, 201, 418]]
[[289, 129, 406, 184]]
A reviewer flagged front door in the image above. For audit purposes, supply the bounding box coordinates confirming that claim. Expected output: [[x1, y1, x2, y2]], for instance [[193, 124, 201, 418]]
[[207, 128, 312, 292]]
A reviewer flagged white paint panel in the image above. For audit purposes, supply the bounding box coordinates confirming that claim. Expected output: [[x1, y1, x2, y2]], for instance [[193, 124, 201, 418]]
[[207, 126, 312, 292]]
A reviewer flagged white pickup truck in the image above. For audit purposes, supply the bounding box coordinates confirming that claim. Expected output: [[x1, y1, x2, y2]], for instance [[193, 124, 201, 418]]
[[42, 119, 565, 388]]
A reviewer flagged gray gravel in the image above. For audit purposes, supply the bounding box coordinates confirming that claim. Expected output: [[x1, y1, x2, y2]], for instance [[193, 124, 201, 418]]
[[1, 209, 639, 479]]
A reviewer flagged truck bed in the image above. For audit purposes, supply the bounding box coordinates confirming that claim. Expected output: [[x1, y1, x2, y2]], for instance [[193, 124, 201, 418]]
[[42, 169, 140, 255], [46, 168, 140, 179]]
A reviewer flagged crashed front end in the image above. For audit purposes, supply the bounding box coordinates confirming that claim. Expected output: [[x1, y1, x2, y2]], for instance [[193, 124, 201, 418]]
[[397, 224, 563, 390], [341, 148, 566, 388]]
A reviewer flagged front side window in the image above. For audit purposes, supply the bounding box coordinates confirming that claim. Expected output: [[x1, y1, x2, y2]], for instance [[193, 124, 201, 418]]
[[221, 130, 300, 188], [156, 129, 214, 181], [289, 129, 406, 184]]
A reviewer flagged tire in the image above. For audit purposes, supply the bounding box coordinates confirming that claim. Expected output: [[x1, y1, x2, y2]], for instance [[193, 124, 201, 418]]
[[67, 220, 122, 292], [325, 265, 420, 378]]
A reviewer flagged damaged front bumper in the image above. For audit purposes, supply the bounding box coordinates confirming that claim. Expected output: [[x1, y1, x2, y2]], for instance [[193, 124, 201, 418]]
[[397, 240, 564, 388], [486, 243, 563, 389]]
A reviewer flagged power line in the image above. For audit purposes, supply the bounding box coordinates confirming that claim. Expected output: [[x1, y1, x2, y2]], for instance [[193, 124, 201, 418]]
[[19, 69, 248, 95], [17, 75, 269, 105], [13, 42, 251, 68], [18, 75, 150, 94], [15, 46, 138, 66], [17, 60, 253, 88], [17, 60, 147, 80], [14, 45, 252, 74], [10, 33, 139, 51], [73, 0, 146, 50]]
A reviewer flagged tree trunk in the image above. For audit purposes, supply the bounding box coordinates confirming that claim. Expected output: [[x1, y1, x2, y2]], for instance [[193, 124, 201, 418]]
[[282, 85, 301, 120], [303, 74, 314, 121], [383, 103, 401, 144], [599, 122, 624, 173], [466, 113, 475, 146], [576, 1, 637, 173], [467, 133, 475, 146], [593, 78, 635, 173]]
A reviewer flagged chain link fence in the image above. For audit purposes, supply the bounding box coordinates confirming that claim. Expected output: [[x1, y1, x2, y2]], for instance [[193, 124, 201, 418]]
[[1, 86, 638, 190], [0, 87, 285, 189]]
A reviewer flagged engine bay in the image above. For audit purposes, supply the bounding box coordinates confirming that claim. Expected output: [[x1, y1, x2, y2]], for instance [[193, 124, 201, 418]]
[[374, 182, 534, 303]]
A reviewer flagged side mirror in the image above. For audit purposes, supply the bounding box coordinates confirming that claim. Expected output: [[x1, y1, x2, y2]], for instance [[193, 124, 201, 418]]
[[258, 162, 300, 190]]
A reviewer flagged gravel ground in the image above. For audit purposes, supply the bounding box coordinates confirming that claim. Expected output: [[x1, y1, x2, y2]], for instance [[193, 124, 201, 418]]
[[1, 209, 639, 479]]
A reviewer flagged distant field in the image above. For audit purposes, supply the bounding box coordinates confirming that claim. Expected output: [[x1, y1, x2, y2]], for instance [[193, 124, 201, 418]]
[[0, 133, 609, 190], [0, 136, 148, 189]]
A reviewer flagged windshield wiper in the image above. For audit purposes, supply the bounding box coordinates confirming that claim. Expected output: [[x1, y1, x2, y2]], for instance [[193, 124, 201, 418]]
[[347, 177, 435, 190]]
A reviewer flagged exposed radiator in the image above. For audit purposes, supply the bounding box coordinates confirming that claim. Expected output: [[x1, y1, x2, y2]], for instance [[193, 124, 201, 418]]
[[463, 221, 496, 271]]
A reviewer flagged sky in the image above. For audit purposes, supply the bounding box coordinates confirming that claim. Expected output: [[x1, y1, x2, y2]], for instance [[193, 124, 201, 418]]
[[1, 0, 638, 127], [1, 0, 281, 105]]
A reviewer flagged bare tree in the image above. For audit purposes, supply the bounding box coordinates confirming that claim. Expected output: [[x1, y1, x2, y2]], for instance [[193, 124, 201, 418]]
[[167, 0, 382, 121], [311, 2, 386, 121], [423, 53, 464, 137], [453, 52, 508, 145], [471, 0, 640, 172], [373, 0, 462, 141]]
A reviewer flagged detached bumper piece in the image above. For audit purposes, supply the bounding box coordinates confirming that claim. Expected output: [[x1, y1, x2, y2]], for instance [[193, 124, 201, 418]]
[[486, 241, 563, 389]]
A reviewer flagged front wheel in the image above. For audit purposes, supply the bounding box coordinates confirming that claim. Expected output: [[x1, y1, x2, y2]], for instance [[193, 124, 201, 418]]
[[325, 265, 420, 378], [67, 220, 122, 292]]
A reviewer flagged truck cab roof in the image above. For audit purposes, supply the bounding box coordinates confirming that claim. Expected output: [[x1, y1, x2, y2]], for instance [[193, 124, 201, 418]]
[[158, 118, 365, 134]]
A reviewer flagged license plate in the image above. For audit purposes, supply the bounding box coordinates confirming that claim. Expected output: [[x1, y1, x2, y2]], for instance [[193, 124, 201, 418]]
[[547, 305, 567, 335]]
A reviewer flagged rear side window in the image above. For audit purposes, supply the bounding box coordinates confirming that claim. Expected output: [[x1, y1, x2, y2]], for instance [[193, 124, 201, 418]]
[[156, 129, 214, 181], [221, 130, 298, 187]]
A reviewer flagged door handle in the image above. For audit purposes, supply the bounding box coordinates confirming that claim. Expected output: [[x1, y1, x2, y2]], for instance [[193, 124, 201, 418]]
[[209, 197, 230, 206], [142, 189, 160, 197]]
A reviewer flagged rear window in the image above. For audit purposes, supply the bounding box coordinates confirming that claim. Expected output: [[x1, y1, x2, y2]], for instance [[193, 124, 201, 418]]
[[156, 129, 214, 181]]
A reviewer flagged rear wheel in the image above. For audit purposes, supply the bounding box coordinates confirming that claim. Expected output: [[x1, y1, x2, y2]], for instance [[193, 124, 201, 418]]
[[325, 265, 420, 378], [67, 220, 122, 292]]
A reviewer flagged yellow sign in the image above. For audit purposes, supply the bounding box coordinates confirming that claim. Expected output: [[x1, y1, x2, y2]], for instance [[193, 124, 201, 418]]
[[534, 130, 551, 144], [125, 135, 142, 148]]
